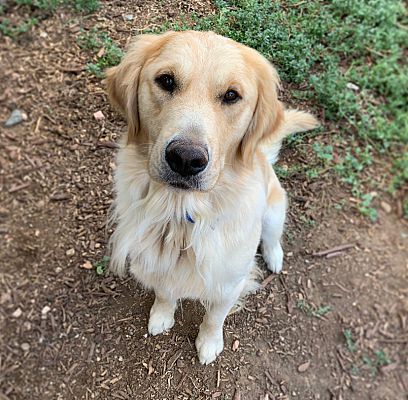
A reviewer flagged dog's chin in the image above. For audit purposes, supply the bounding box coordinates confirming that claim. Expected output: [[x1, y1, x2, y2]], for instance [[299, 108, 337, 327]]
[[166, 180, 206, 192], [150, 168, 215, 192], [168, 181, 194, 190]]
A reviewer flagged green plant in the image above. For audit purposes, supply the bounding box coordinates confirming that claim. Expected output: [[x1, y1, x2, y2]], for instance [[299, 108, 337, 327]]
[[333, 145, 379, 220], [94, 255, 110, 276], [16, 0, 59, 9], [299, 215, 316, 229], [296, 300, 331, 318], [344, 329, 357, 353], [15, 0, 99, 11], [0, 0, 99, 38], [70, 0, 99, 13], [78, 29, 123, 77], [343, 329, 392, 377], [374, 350, 391, 367], [306, 168, 319, 180], [362, 350, 391, 376], [0, 17, 38, 37], [313, 143, 334, 163], [358, 193, 378, 222]]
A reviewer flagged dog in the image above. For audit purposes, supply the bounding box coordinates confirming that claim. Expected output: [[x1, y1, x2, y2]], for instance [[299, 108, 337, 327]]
[[106, 31, 318, 364]]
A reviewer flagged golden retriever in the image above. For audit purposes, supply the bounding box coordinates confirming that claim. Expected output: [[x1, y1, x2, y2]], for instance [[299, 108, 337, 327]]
[[106, 31, 318, 364]]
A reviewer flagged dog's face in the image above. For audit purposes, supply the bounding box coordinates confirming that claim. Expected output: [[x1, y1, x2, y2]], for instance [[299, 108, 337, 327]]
[[107, 31, 283, 191]]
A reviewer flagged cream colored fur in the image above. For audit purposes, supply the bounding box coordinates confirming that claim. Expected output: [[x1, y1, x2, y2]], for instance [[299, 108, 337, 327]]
[[107, 31, 318, 364]]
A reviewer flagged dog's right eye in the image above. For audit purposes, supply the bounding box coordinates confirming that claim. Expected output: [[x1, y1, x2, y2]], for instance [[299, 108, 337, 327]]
[[155, 74, 176, 93]]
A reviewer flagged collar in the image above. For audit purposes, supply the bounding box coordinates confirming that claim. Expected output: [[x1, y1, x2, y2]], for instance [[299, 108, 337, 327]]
[[185, 212, 195, 224]]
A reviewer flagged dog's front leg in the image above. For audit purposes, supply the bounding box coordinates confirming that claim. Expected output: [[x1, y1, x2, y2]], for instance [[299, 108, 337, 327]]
[[148, 289, 177, 336], [196, 281, 245, 364]]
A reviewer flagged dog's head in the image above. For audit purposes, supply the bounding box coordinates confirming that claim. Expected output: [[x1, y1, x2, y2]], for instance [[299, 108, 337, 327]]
[[107, 31, 315, 191]]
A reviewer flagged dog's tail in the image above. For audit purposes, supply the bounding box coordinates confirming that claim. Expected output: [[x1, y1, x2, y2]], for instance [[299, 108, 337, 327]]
[[263, 109, 319, 164]]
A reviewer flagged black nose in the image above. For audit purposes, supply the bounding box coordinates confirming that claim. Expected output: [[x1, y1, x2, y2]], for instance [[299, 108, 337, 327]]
[[165, 141, 208, 177]]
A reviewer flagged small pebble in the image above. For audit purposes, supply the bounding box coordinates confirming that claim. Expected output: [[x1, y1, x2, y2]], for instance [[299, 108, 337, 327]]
[[297, 361, 311, 372], [21, 343, 30, 351], [41, 305, 51, 316], [93, 110, 105, 120], [123, 14, 134, 21], [12, 308, 22, 318], [66, 248, 75, 256], [81, 261, 93, 270], [381, 201, 391, 213], [5, 109, 27, 127], [346, 82, 359, 91]]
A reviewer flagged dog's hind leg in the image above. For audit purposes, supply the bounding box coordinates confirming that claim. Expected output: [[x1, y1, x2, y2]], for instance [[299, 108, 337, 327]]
[[148, 289, 177, 336], [261, 186, 287, 274]]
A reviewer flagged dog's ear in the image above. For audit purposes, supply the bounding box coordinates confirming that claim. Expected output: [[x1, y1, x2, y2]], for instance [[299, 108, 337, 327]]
[[240, 52, 284, 165], [106, 33, 174, 143]]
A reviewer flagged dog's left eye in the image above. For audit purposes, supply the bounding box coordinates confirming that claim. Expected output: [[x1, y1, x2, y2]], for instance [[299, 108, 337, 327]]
[[155, 74, 176, 93], [223, 89, 241, 104]]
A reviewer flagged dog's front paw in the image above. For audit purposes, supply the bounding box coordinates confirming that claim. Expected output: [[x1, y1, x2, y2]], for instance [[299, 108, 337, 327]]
[[148, 310, 175, 336], [196, 331, 223, 365], [263, 242, 283, 273]]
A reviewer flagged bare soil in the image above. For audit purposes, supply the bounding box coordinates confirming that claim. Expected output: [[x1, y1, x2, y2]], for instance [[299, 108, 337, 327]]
[[0, 2, 407, 399]]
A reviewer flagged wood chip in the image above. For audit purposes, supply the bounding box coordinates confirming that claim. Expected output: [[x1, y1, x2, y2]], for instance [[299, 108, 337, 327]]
[[297, 361, 310, 372], [380, 363, 398, 373], [97, 47, 105, 58], [50, 193, 71, 201], [81, 261, 93, 270], [9, 182, 31, 193], [233, 389, 241, 400], [12, 308, 22, 318], [326, 251, 345, 259], [148, 359, 154, 375], [261, 274, 275, 287], [380, 201, 391, 213], [166, 350, 182, 371], [59, 65, 84, 72], [313, 244, 353, 257], [66, 248, 75, 256], [97, 141, 119, 149], [94, 110, 105, 120]]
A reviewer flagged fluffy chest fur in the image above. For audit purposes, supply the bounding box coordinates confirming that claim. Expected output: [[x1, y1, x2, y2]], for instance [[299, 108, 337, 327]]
[[109, 144, 267, 301]]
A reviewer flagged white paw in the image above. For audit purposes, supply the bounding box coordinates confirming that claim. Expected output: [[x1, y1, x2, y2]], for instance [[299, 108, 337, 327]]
[[196, 332, 224, 365], [263, 242, 283, 273], [148, 310, 174, 336]]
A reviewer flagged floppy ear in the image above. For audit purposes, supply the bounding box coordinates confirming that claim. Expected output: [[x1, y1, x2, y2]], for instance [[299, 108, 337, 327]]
[[106, 33, 174, 143], [240, 52, 284, 164]]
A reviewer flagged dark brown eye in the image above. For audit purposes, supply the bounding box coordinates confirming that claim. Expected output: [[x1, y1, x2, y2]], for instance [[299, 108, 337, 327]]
[[223, 89, 241, 104], [155, 74, 176, 92]]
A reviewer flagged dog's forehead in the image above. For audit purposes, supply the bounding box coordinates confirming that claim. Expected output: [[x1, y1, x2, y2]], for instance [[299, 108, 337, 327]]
[[154, 32, 250, 79]]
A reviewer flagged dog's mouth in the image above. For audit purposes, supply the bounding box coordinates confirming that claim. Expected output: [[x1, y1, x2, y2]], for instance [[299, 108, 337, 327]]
[[166, 178, 207, 191], [168, 181, 193, 190]]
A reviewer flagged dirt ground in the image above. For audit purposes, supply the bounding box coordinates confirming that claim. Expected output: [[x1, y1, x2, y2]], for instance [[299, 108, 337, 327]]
[[0, 1, 407, 399]]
